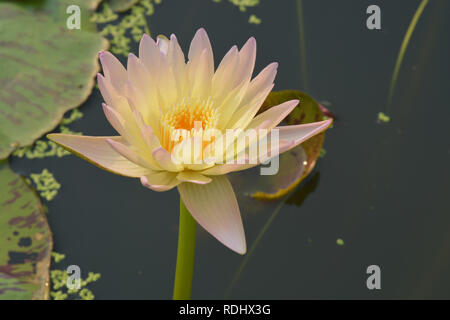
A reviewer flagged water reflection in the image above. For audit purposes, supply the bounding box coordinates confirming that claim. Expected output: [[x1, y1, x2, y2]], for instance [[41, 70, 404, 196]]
[[286, 171, 321, 207], [226, 170, 321, 297]]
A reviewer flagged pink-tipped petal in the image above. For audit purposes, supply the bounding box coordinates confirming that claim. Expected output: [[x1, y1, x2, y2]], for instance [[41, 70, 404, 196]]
[[219, 120, 333, 174], [98, 51, 127, 93], [127, 54, 155, 107], [157, 55, 178, 108], [168, 34, 187, 96], [277, 119, 334, 146], [188, 28, 214, 76], [227, 83, 274, 129], [124, 81, 159, 130], [178, 176, 246, 254], [216, 79, 250, 129], [212, 45, 239, 100], [97, 74, 130, 115], [139, 34, 161, 76], [156, 35, 170, 55], [47, 134, 150, 177], [235, 37, 256, 86], [140, 171, 180, 191], [102, 103, 126, 137], [246, 99, 299, 130], [97, 73, 114, 106], [189, 49, 212, 99], [241, 62, 278, 107]]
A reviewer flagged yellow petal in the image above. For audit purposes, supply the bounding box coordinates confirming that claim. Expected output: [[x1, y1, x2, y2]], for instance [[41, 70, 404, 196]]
[[188, 49, 212, 99], [140, 171, 180, 191], [240, 62, 278, 107], [97, 73, 132, 119], [168, 34, 188, 98], [126, 54, 159, 122], [212, 45, 239, 100], [176, 171, 212, 184], [227, 84, 274, 130], [106, 138, 160, 171], [216, 80, 249, 130], [152, 147, 184, 172], [246, 99, 299, 130], [157, 55, 178, 110]]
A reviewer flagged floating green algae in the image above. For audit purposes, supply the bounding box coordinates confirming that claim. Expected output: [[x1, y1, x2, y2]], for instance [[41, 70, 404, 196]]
[[50, 252, 101, 300], [90, 2, 119, 23], [51, 252, 66, 263], [213, 0, 261, 24], [93, 0, 161, 56], [59, 108, 84, 126], [29, 169, 61, 202], [248, 14, 261, 24], [377, 112, 390, 124], [229, 0, 259, 12]]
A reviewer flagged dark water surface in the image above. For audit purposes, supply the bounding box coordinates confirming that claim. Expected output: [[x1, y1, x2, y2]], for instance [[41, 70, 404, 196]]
[[11, 0, 450, 299]]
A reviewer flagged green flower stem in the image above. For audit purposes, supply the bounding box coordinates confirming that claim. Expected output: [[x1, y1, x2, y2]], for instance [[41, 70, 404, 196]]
[[173, 198, 196, 300]]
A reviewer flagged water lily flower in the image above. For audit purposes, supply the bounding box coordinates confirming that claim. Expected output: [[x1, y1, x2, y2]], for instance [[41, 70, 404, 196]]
[[48, 28, 332, 255]]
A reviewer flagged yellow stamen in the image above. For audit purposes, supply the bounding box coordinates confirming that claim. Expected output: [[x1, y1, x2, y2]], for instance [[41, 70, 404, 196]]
[[160, 98, 219, 152]]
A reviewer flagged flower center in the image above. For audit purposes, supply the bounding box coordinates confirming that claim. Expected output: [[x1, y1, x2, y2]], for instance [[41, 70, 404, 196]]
[[160, 98, 219, 152]]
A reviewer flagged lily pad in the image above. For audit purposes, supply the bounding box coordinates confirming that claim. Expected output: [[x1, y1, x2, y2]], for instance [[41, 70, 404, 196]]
[[5, 0, 104, 32], [0, 2, 108, 159], [229, 144, 307, 199], [0, 161, 53, 299], [249, 90, 330, 200]]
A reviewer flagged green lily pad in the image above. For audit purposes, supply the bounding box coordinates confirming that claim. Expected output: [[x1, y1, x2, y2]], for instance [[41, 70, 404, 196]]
[[0, 2, 108, 159], [4, 0, 103, 32], [228, 144, 307, 199], [0, 161, 53, 300], [250, 90, 330, 200]]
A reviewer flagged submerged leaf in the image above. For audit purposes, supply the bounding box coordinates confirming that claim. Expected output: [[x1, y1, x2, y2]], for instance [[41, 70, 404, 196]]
[[0, 2, 108, 159], [229, 144, 307, 200], [249, 90, 331, 199], [0, 161, 53, 300]]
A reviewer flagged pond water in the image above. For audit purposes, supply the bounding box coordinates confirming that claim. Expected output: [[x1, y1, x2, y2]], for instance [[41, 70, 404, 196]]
[[11, 0, 450, 299]]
